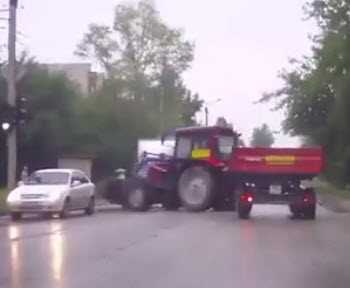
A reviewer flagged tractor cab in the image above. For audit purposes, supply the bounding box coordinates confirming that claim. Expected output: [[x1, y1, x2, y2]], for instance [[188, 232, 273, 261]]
[[169, 126, 239, 166]]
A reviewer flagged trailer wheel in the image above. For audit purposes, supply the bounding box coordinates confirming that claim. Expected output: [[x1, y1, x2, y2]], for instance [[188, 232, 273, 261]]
[[238, 203, 252, 219], [304, 205, 316, 220], [289, 190, 316, 220], [303, 190, 316, 220], [289, 203, 300, 218], [236, 189, 253, 219], [178, 166, 214, 212], [125, 178, 150, 211]]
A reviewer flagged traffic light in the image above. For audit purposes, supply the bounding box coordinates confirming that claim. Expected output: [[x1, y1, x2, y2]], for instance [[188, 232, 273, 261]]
[[0, 96, 28, 133], [0, 102, 16, 133], [16, 96, 28, 125], [10, 0, 18, 8]]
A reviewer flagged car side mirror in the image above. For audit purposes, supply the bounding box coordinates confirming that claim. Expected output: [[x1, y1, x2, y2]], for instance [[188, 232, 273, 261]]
[[71, 180, 81, 187]]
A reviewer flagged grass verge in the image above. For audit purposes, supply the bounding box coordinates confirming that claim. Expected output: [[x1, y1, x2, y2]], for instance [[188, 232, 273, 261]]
[[0, 188, 8, 214], [313, 179, 350, 200]]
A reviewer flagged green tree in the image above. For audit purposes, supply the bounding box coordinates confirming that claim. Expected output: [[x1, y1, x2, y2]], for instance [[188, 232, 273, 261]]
[[260, 0, 350, 185], [250, 124, 275, 147], [76, 0, 202, 134], [0, 61, 81, 184], [76, 0, 194, 90], [18, 65, 81, 168], [75, 80, 159, 176]]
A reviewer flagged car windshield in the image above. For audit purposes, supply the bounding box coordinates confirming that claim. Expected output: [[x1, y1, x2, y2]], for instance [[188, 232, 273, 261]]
[[25, 172, 70, 185]]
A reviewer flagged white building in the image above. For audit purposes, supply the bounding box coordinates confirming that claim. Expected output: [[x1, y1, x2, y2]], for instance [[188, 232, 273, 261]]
[[43, 63, 104, 96]]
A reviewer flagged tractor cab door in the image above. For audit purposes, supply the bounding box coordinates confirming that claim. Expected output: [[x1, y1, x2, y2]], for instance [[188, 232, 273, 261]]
[[175, 134, 211, 161]]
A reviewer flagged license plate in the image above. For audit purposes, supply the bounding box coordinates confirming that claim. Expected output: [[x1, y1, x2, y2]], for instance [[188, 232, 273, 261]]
[[269, 185, 282, 195], [21, 202, 41, 209]]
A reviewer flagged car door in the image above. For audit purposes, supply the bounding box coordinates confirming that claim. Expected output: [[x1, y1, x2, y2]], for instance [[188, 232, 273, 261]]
[[69, 172, 83, 209], [76, 172, 92, 208]]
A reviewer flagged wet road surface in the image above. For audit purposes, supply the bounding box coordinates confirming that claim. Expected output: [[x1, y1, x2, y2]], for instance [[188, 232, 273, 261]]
[[0, 205, 350, 288]]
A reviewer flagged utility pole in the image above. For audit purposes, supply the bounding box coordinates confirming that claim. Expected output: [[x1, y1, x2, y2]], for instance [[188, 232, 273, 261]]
[[205, 107, 208, 127], [204, 98, 221, 127], [7, 0, 18, 189], [159, 88, 164, 134]]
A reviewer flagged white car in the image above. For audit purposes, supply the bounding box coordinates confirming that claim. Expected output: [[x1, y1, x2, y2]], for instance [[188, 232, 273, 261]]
[[6, 169, 96, 221]]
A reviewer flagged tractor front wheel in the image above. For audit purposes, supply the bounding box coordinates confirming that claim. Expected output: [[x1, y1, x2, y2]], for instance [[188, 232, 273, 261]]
[[125, 178, 150, 212]]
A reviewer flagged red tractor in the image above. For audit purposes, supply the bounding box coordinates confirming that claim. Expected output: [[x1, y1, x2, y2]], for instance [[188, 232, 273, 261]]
[[124, 126, 324, 219]]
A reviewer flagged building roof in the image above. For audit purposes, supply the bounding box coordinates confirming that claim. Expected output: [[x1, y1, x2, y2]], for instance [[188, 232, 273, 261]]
[[35, 168, 81, 174]]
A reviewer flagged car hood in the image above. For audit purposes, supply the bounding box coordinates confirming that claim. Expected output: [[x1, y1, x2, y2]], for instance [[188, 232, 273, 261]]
[[11, 185, 68, 197]]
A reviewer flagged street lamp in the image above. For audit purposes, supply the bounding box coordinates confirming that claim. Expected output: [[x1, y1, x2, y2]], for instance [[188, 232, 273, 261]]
[[204, 98, 221, 126]]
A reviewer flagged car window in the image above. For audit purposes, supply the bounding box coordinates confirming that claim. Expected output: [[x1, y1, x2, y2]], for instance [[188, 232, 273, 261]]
[[71, 172, 81, 184], [26, 172, 70, 185], [76, 171, 90, 184]]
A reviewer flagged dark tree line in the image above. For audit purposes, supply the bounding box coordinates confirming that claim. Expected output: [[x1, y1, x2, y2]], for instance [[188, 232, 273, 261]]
[[0, 1, 202, 184], [260, 0, 350, 186]]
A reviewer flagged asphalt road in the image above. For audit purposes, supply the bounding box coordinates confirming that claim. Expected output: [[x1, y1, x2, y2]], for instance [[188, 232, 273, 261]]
[[0, 205, 350, 288]]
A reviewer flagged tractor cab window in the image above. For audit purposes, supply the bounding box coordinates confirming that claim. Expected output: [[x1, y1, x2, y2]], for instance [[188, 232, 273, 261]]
[[176, 137, 192, 159], [218, 135, 235, 160], [193, 138, 208, 149]]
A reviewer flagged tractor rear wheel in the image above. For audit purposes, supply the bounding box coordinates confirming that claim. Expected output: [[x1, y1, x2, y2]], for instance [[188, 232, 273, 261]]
[[178, 166, 214, 212]]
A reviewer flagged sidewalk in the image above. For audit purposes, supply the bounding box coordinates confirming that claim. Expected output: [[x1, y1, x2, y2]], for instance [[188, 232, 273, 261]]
[[318, 192, 350, 213]]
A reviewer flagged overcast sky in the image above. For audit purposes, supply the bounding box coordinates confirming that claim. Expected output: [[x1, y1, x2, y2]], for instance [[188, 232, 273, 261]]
[[0, 0, 316, 146]]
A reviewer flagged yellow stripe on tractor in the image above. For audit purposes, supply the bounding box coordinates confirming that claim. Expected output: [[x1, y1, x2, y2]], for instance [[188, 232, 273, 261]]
[[265, 155, 296, 165], [191, 149, 211, 159]]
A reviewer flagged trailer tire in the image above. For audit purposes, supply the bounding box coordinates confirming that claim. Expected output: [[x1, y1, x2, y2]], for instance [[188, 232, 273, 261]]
[[125, 178, 150, 211], [304, 205, 316, 220], [238, 204, 252, 219], [178, 166, 214, 212], [289, 203, 300, 218]]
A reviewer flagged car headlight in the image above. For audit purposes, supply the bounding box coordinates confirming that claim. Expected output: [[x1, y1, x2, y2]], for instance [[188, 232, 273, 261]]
[[49, 193, 62, 202], [7, 192, 20, 203]]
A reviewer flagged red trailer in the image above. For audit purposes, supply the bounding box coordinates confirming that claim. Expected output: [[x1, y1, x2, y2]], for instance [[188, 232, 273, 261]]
[[229, 147, 324, 219]]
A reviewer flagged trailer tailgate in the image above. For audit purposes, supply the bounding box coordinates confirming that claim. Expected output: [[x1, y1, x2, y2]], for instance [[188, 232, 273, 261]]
[[230, 147, 324, 175]]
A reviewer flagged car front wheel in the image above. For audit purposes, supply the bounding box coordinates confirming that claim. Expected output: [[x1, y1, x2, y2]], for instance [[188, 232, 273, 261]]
[[11, 212, 22, 221], [59, 199, 70, 219], [125, 178, 150, 211], [85, 197, 95, 215]]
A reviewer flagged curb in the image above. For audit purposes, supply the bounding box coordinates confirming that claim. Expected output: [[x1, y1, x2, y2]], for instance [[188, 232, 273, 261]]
[[0, 211, 8, 217]]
